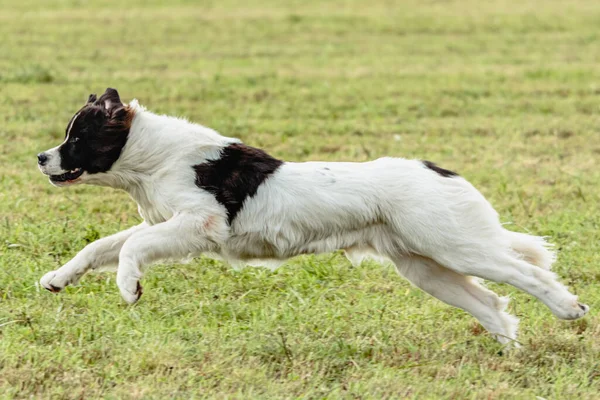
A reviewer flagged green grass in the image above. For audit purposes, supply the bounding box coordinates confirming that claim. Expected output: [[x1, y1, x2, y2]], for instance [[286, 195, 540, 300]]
[[1, 0, 600, 398]]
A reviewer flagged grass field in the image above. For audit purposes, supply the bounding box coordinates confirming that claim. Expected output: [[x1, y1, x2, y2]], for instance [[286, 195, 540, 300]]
[[1, 0, 600, 398]]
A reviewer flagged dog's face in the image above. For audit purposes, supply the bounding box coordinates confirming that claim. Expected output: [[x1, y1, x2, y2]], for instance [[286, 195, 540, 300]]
[[37, 88, 132, 186]]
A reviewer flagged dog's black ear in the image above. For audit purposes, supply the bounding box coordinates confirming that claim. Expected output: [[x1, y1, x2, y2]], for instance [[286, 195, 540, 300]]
[[96, 88, 122, 111], [87, 94, 97, 103]]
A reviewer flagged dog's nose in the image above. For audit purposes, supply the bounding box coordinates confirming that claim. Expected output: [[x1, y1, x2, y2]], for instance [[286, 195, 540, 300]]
[[37, 152, 48, 166]]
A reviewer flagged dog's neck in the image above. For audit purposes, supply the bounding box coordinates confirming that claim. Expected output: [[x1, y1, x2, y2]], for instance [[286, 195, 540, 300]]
[[86, 100, 239, 193]]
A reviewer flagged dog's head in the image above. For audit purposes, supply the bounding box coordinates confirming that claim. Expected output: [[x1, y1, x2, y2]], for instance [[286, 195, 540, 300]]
[[37, 88, 134, 186]]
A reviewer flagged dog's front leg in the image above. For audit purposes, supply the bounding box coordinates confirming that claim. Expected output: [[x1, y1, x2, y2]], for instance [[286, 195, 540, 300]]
[[116, 214, 217, 304], [40, 222, 148, 292]]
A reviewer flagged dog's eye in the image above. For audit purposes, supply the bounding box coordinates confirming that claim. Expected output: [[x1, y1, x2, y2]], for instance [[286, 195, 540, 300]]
[[70, 137, 80, 143]]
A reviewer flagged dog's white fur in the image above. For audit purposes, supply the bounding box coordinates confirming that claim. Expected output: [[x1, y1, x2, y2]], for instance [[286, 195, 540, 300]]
[[40, 100, 589, 345]]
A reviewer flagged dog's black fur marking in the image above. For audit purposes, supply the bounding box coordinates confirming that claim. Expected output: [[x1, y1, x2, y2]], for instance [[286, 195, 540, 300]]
[[59, 88, 133, 175], [194, 144, 283, 224], [422, 160, 459, 178]]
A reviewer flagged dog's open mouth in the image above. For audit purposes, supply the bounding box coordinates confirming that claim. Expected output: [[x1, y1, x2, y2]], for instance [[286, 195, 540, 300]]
[[50, 168, 84, 183]]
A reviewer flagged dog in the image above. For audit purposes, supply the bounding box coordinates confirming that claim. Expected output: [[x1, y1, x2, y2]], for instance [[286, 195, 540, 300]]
[[38, 88, 589, 346]]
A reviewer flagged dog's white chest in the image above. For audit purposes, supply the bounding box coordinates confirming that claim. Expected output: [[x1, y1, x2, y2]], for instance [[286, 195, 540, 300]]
[[129, 184, 174, 225], [137, 204, 172, 225]]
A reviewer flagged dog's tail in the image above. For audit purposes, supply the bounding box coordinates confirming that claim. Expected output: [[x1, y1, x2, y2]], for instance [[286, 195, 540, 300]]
[[506, 230, 556, 270]]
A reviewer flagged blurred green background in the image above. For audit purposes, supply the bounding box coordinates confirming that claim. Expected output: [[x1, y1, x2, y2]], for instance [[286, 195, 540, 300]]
[[1, 0, 599, 398]]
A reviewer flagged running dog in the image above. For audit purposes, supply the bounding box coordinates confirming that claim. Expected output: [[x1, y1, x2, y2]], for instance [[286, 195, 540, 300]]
[[37, 88, 589, 345]]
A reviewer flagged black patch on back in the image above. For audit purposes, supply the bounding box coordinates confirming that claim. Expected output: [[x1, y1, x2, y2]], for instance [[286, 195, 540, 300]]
[[194, 144, 283, 224], [423, 160, 459, 178]]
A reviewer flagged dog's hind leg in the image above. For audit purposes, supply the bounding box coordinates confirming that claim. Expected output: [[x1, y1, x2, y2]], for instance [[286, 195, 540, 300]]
[[434, 250, 589, 321], [392, 255, 519, 346]]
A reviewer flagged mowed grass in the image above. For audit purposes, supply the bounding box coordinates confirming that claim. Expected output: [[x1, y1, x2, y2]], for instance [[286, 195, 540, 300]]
[[1, 0, 600, 398]]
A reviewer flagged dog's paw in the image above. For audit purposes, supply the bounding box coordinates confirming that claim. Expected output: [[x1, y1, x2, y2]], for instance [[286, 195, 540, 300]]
[[117, 275, 143, 305], [40, 270, 71, 293], [554, 300, 590, 320], [575, 303, 590, 318]]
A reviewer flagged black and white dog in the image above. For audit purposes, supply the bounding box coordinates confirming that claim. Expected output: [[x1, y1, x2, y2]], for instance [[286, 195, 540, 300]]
[[38, 88, 589, 345]]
